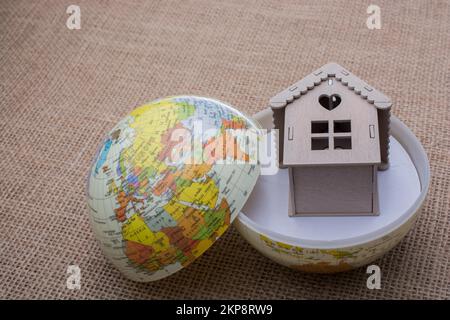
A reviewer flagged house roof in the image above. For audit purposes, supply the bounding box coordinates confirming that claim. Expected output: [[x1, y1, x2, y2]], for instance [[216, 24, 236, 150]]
[[269, 62, 392, 110]]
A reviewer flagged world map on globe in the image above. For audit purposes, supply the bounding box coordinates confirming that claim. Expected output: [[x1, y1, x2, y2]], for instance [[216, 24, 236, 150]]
[[87, 96, 261, 281]]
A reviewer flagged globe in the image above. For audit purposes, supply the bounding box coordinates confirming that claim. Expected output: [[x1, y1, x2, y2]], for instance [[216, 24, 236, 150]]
[[87, 96, 261, 281]]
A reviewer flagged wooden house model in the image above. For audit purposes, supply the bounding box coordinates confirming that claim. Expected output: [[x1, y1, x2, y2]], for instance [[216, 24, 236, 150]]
[[270, 63, 392, 216]]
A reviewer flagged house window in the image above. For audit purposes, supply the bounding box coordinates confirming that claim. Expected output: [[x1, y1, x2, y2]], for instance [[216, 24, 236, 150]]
[[311, 120, 352, 150]]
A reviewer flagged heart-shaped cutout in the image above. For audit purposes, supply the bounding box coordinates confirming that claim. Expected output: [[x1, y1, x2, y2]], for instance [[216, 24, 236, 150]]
[[319, 94, 341, 111]]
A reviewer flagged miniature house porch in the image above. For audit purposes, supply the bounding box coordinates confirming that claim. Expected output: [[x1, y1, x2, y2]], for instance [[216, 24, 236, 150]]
[[270, 63, 392, 216]]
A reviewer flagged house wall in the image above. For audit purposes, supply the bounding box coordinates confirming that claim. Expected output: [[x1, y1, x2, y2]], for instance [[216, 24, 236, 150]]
[[283, 80, 381, 166], [289, 165, 378, 216]]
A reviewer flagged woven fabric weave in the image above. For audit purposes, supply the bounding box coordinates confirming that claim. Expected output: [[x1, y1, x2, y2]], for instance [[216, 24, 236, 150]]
[[0, 0, 449, 299]]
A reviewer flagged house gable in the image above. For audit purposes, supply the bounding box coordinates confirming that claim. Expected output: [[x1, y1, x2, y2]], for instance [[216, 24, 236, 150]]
[[283, 79, 381, 166], [271, 62, 391, 169]]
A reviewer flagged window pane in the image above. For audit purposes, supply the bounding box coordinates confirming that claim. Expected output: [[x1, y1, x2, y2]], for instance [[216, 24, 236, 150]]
[[311, 137, 329, 150], [334, 120, 351, 133], [311, 121, 329, 134], [334, 137, 352, 149]]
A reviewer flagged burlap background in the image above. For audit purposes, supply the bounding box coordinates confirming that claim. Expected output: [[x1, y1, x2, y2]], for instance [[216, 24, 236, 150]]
[[0, 0, 449, 299]]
